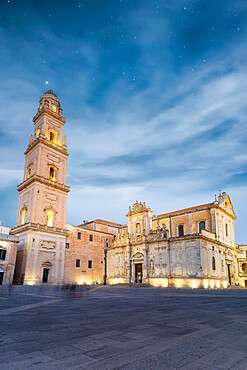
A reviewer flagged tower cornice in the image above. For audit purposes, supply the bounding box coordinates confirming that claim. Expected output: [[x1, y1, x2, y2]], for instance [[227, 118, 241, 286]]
[[11, 222, 68, 236], [24, 136, 69, 157], [33, 107, 66, 124], [17, 174, 70, 193]]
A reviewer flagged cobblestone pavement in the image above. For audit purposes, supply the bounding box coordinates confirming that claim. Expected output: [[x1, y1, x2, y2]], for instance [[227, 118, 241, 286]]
[[1, 286, 247, 369]]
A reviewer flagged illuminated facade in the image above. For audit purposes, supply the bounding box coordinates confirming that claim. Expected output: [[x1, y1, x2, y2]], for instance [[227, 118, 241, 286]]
[[11, 90, 70, 285], [8, 90, 245, 288], [106, 194, 240, 288], [64, 220, 120, 285]]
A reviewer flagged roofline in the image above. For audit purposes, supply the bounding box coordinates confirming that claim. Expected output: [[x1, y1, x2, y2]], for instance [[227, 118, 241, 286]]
[[94, 219, 123, 227], [155, 202, 215, 219], [78, 219, 123, 228], [66, 224, 116, 236]]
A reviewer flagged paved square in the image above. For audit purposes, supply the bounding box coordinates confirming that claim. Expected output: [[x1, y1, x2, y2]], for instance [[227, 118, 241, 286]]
[[1, 286, 247, 369]]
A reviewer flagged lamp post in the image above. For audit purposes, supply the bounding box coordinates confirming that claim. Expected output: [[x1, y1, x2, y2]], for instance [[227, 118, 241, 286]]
[[104, 248, 107, 285]]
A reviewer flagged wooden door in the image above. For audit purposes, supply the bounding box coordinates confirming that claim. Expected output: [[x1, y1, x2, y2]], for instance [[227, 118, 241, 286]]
[[135, 264, 142, 283]]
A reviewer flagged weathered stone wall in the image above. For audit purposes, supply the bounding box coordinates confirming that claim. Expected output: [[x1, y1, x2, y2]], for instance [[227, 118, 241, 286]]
[[64, 226, 114, 284], [13, 229, 66, 285], [0, 232, 18, 285]]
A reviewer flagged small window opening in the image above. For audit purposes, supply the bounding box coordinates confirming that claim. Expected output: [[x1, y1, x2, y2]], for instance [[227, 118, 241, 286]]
[[76, 259, 80, 267], [212, 256, 216, 271], [21, 210, 25, 225], [49, 167, 56, 181], [178, 224, 184, 237], [52, 105, 56, 113], [36, 128, 40, 138], [199, 221, 205, 233], [0, 249, 6, 260], [27, 166, 32, 179], [49, 130, 56, 143], [77, 232, 81, 240], [65, 243, 69, 249], [47, 211, 53, 227], [89, 234, 93, 242], [225, 223, 228, 237], [88, 260, 92, 269]]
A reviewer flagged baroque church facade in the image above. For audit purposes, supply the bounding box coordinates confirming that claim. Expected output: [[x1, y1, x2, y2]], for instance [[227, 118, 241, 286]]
[[106, 197, 239, 289], [0, 90, 245, 287]]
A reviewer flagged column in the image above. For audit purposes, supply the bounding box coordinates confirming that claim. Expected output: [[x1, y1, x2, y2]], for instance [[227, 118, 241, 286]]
[[127, 243, 132, 283], [143, 245, 148, 282]]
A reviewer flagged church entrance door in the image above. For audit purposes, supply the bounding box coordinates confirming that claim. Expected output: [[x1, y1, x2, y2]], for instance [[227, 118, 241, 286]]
[[0, 272, 4, 285], [42, 268, 49, 283], [135, 264, 142, 283], [227, 264, 231, 285]]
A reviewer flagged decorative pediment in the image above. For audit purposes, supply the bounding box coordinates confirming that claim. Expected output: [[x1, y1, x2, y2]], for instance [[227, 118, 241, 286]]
[[131, 252, 144, 261], [127, 201, 151, 215], [42, 261, 52, 267], [220, 195, 236, 218]]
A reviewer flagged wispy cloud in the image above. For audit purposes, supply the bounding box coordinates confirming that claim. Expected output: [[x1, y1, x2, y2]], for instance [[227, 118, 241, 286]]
[[0, 0, 247, 242]]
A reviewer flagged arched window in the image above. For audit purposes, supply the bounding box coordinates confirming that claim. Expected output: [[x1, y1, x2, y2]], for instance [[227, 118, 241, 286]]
[[52, 105, 56, 113], [212, 256, 216, 271], [47, 211, 53, 227], [199, 221, 205, 233], [36, 128, 40, 138], [225, 223, 228, 237], [49, 167, 56, 181], [21, 210, 25, 225], [27, 166, 32, 179], [178, 224, 184, 237], [49, 129, 56, 143]]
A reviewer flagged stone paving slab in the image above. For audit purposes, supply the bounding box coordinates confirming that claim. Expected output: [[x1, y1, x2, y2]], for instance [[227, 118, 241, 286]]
[[230, 357, 247, 370], [1, 287, 247, 369], [180, 348, 246, 369], [1, 351, 53, 369], [27, 353, 97, 370]]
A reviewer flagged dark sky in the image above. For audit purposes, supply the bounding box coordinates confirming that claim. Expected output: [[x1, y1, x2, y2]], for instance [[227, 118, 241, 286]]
[[1, 0, 247, 242]]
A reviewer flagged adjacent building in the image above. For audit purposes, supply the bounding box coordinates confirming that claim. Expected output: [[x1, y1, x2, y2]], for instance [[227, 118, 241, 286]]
[[64, 220, 121, 285], [237, 245, 247, 287], [0, 225, 19, 285]]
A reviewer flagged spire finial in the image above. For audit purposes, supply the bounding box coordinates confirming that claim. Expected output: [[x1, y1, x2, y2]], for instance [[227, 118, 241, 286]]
[[29, 134, 33, 146]]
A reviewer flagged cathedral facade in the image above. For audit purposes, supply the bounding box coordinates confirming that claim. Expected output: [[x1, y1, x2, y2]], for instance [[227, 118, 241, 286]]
[[106, 196, 239, 289], [2, 90, 245, 288]]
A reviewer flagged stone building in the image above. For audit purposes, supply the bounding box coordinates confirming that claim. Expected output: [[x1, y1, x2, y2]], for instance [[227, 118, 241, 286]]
[[64, 220, 121, 285], [237, 245, 247, 287], [7, 90, 245, 288], [11, 90, 70, 285], [106, 193, 240, 288], [0, 225, 19, 285]]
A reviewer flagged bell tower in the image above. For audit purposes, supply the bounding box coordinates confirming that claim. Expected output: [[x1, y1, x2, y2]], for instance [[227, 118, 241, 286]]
[[11, 90, 70, 285]]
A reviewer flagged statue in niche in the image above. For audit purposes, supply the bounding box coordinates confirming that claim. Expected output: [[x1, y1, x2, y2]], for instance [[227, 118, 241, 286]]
[[136, 222, 141, 235]]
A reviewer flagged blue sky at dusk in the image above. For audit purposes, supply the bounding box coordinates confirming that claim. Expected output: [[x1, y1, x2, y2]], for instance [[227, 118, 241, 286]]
[[0, 0, 247, 242]]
